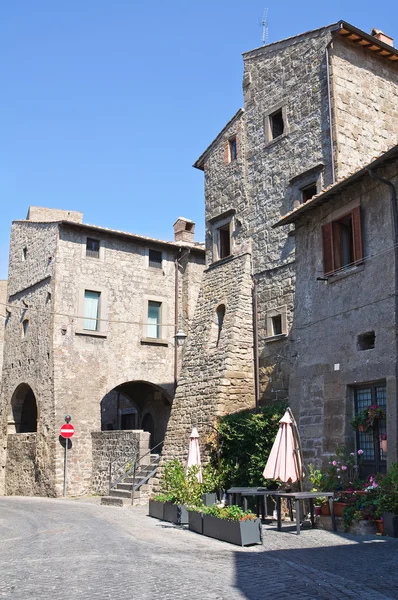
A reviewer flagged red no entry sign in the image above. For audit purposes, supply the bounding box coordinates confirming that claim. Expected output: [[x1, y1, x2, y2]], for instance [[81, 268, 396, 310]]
[[60, 423, 75, 439]]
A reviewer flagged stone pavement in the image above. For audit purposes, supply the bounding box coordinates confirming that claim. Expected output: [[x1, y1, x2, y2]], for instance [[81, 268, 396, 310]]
[[1, 496, 398, 600]]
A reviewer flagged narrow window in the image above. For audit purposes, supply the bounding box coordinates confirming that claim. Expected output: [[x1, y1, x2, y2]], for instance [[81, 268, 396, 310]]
[[322, 207, 363, 275], [357, 331, 375, 351], [147, 301, 161, 338], [301, 183, 317, 203], [271, 315, 282, 336], [354, 384, 386, 476], [22, 247, 27, 261], [218, 224, 231, 259], [216, 304, 226, 347], [86, 238, 100, 258], [148, 249, 162, 269], [84, 290, 100, 331], [229, 137, 237, 161], [22, 319, 29, 338], [270, 110, 284, 139]]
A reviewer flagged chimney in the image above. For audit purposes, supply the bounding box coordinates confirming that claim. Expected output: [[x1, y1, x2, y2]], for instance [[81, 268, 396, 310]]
[[173, 217, 195, 243], [371, 28, 394, 47]]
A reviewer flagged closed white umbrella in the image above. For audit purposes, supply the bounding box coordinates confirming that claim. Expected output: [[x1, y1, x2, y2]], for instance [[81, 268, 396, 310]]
[[186, 426, 202, 483], [263, 409, 303, 488]]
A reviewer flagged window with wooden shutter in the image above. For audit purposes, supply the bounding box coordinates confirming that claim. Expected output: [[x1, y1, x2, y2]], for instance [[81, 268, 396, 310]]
[[322, 207, 363, 275]]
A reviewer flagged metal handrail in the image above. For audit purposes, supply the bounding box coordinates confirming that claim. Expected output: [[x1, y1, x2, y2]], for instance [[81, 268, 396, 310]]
[[108, 440, 163, 493]]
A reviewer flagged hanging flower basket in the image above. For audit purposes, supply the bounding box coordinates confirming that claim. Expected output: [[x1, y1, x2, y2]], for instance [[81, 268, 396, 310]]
[[351, 405, 386, 432]]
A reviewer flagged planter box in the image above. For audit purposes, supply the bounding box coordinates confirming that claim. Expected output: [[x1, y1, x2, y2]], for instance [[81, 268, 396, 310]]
[[383, 512, 398, 537], [148, 499, 165, 520], [188, 510, 203, 534], [163, 502, 189, 525], [202, 514, 262, 546], [202, 493, 217, 506]]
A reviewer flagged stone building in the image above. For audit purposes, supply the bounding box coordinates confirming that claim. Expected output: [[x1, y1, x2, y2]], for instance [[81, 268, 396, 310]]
[[0, 281, 7, 379], [0, 207, 205, 496], [160, 21, 398, 466], [275, 144, 398, 472]]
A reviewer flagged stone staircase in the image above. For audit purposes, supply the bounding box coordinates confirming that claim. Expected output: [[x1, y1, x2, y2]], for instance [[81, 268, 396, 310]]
[[101, 453, 160, 507]]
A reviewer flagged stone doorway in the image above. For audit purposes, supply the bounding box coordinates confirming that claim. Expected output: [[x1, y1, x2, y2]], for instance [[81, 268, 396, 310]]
[[8, 383, 38, 434]]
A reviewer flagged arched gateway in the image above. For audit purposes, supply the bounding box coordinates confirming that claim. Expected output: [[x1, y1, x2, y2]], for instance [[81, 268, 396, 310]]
[[100, 380, 172, 449]]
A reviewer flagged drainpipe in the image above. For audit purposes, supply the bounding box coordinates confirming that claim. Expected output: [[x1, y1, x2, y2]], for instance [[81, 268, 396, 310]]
[[326, 41, 336, 185], [252, 279, 260, 410], [174, 252, 180, 390], [367, 168, 398, 467]]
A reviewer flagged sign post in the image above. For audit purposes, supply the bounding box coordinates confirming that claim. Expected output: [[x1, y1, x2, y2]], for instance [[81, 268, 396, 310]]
[[60, 416, 75, 497]]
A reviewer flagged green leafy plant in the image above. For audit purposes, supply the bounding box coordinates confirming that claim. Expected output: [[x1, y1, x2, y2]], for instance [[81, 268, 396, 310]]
[[208, 404, 287, 489], [321, 446, 364, 492], [202, 504, 257, 522], [350, 410, 371, 432], [351, 405, 386, 432], [152, 460, 219, 507], [379, 463, 398, 515], [343, 490, 382, 529], [308, 464, 328, 505]]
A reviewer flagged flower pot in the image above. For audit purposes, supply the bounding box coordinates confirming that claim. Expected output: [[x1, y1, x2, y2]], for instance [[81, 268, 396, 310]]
[[354, 491, 367, 496], [383, 512, 398, 538], [320, 502, 331, 516], [375, 519, 384, 534], [381, 440, 387, 454], [202, 514, 262, 546], [163, 502, 189, 525], [188, 510, 203, 534], [202, 493, 217, 506], [315, 506, 322, 516], [333, 502, 349, 518], [148, 499, 165, 520], [358, 424, 367, 432]]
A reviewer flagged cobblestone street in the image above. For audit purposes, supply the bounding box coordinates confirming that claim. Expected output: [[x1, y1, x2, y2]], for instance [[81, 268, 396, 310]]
[[1, 497, 398, 600]]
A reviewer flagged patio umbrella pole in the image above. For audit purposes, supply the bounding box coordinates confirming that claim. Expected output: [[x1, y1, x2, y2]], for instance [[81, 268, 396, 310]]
[[287, 408, 304, 492]]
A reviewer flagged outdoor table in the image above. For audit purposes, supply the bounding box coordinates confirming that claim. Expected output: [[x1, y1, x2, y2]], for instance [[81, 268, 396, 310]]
[[227, 487, 276, 519], [266, 491, 336, 535]]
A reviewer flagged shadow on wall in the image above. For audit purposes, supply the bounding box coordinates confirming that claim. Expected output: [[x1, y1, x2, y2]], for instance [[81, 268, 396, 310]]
[[233, 532, 398, 599]]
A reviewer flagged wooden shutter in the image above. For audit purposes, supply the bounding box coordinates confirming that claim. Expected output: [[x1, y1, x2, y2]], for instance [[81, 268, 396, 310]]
[[322, 222, 334, 274], [352, 205, 363, 264], [224, 139, 229, 164]]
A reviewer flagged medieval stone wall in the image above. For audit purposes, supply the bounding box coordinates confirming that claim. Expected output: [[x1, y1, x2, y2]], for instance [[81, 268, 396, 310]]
[[289, 161, 398, 465], [160, 253, 255, 467], [5, 434, 38, 495], [91, 429, 150, 495], [331, 37, 398, 179], [0, 280, 7, 380]]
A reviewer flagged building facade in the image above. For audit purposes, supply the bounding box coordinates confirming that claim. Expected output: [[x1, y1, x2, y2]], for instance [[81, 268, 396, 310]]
[[0, 207, 205, 496], [161, 21, 398, 467], [276, 145, 398, 471]]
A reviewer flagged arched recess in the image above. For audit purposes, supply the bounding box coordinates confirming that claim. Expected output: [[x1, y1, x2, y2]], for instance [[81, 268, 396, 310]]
[[100, 380, 172, 448], [8, 383, 38, 433]]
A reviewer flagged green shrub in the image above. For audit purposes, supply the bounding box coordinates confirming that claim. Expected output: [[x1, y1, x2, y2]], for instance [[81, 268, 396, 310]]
[[209, 404, 287, 489], [202, 504, 257, 522], [379, 463, 398, 515]]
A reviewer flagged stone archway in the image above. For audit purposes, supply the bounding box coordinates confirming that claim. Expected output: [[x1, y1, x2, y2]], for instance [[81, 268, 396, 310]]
[[100, 380, 172, 448], [8, 383, 38, 434]]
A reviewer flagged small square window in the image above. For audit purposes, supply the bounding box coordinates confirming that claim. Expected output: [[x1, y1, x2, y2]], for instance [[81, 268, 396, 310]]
[[301, 183, 317, 203], [149, 249, 162, 269], [86, 238, 100, 258], [271, 315, 282, 336], [357, 331, 375, 351], [270, 110, 284, 140], [229, 137, 237, 162]]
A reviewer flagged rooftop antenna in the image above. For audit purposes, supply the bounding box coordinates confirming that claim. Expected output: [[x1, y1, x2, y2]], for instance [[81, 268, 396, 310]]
[[262, 9, 269, 46]]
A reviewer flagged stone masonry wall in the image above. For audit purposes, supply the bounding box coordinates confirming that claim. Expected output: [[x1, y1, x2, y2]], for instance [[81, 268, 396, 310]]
[[51, 224, 204, 496], [0, 222, 58, 496], [0, 281, 7, 380], [91, 430, 150, 495], [5, 434, 38, 496], [331, 37, 398, 179], [160, 253, 255, 468], [289, 162, 398, 465]]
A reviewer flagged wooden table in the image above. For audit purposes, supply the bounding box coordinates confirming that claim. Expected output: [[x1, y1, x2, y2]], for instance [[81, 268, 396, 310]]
[[266, 491, 336, 535]]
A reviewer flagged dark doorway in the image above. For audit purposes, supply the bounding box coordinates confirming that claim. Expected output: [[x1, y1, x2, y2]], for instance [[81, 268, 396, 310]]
[[142, 413, 155, 447]]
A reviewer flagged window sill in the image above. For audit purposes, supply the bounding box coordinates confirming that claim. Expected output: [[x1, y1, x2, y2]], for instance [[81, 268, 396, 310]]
[[75, 330, 107, 338], [207, 255, 235, 270], [265, 132, 289, 149], [326, 264, 364, 284], [265, 333, 288, 343], [140, 338, 169, 347]]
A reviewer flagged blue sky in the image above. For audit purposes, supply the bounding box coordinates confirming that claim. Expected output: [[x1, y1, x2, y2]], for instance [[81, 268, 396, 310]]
[[1, 1, 397, 279]]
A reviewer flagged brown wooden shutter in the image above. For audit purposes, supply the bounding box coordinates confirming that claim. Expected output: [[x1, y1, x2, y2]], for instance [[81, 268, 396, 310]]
[[224, 139, 229, 164], [235, 134, 240, 159], [352, 205, 363, 264], [322, 222, 334, 274]]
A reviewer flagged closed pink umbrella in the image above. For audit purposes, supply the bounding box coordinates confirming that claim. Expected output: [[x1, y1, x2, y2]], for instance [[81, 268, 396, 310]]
[[186, 426, 202, 483], [263, 409, 303, 487]]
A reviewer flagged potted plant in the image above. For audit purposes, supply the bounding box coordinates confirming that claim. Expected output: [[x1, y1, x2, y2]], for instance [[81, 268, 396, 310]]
[[350, 410, 371, 432], [380, 433, 387, 454], [201, 504, 262, 546], [148, 460, 189, 525], [379, 463, 398, 537], [308, 464, 327, 516], [367, 405, 386, 427], [187, 505, 204, 534]]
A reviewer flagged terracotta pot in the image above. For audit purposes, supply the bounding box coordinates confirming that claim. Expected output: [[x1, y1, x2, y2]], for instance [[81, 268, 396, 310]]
[[375, 519, 384, 534], [315, 506, 322, 516], [321, 502, 331, 516], [358, 424, 366, 432], [381, 440, 387, 454], [355, 490, 368, 496], [333, 502, 349, 517]]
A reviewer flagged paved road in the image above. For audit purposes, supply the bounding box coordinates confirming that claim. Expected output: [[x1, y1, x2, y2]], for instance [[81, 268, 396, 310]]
[[1, 497, 398, 600]]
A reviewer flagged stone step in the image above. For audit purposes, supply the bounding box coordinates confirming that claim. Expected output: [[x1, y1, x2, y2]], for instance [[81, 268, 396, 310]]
[[109, 488, 131, 499], [100, 496, 126, 507]]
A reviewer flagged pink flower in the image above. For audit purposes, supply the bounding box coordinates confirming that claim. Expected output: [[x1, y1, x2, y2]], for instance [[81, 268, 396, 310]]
[[341, 466, 347, 471], [357, 449, 364, 455], [332, 460, 337, 466], [336, 468, 340, 472], [369, 476, 374, 483]]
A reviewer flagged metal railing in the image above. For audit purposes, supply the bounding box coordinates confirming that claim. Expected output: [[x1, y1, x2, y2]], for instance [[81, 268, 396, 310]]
[[108, 440, 163, 500]]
